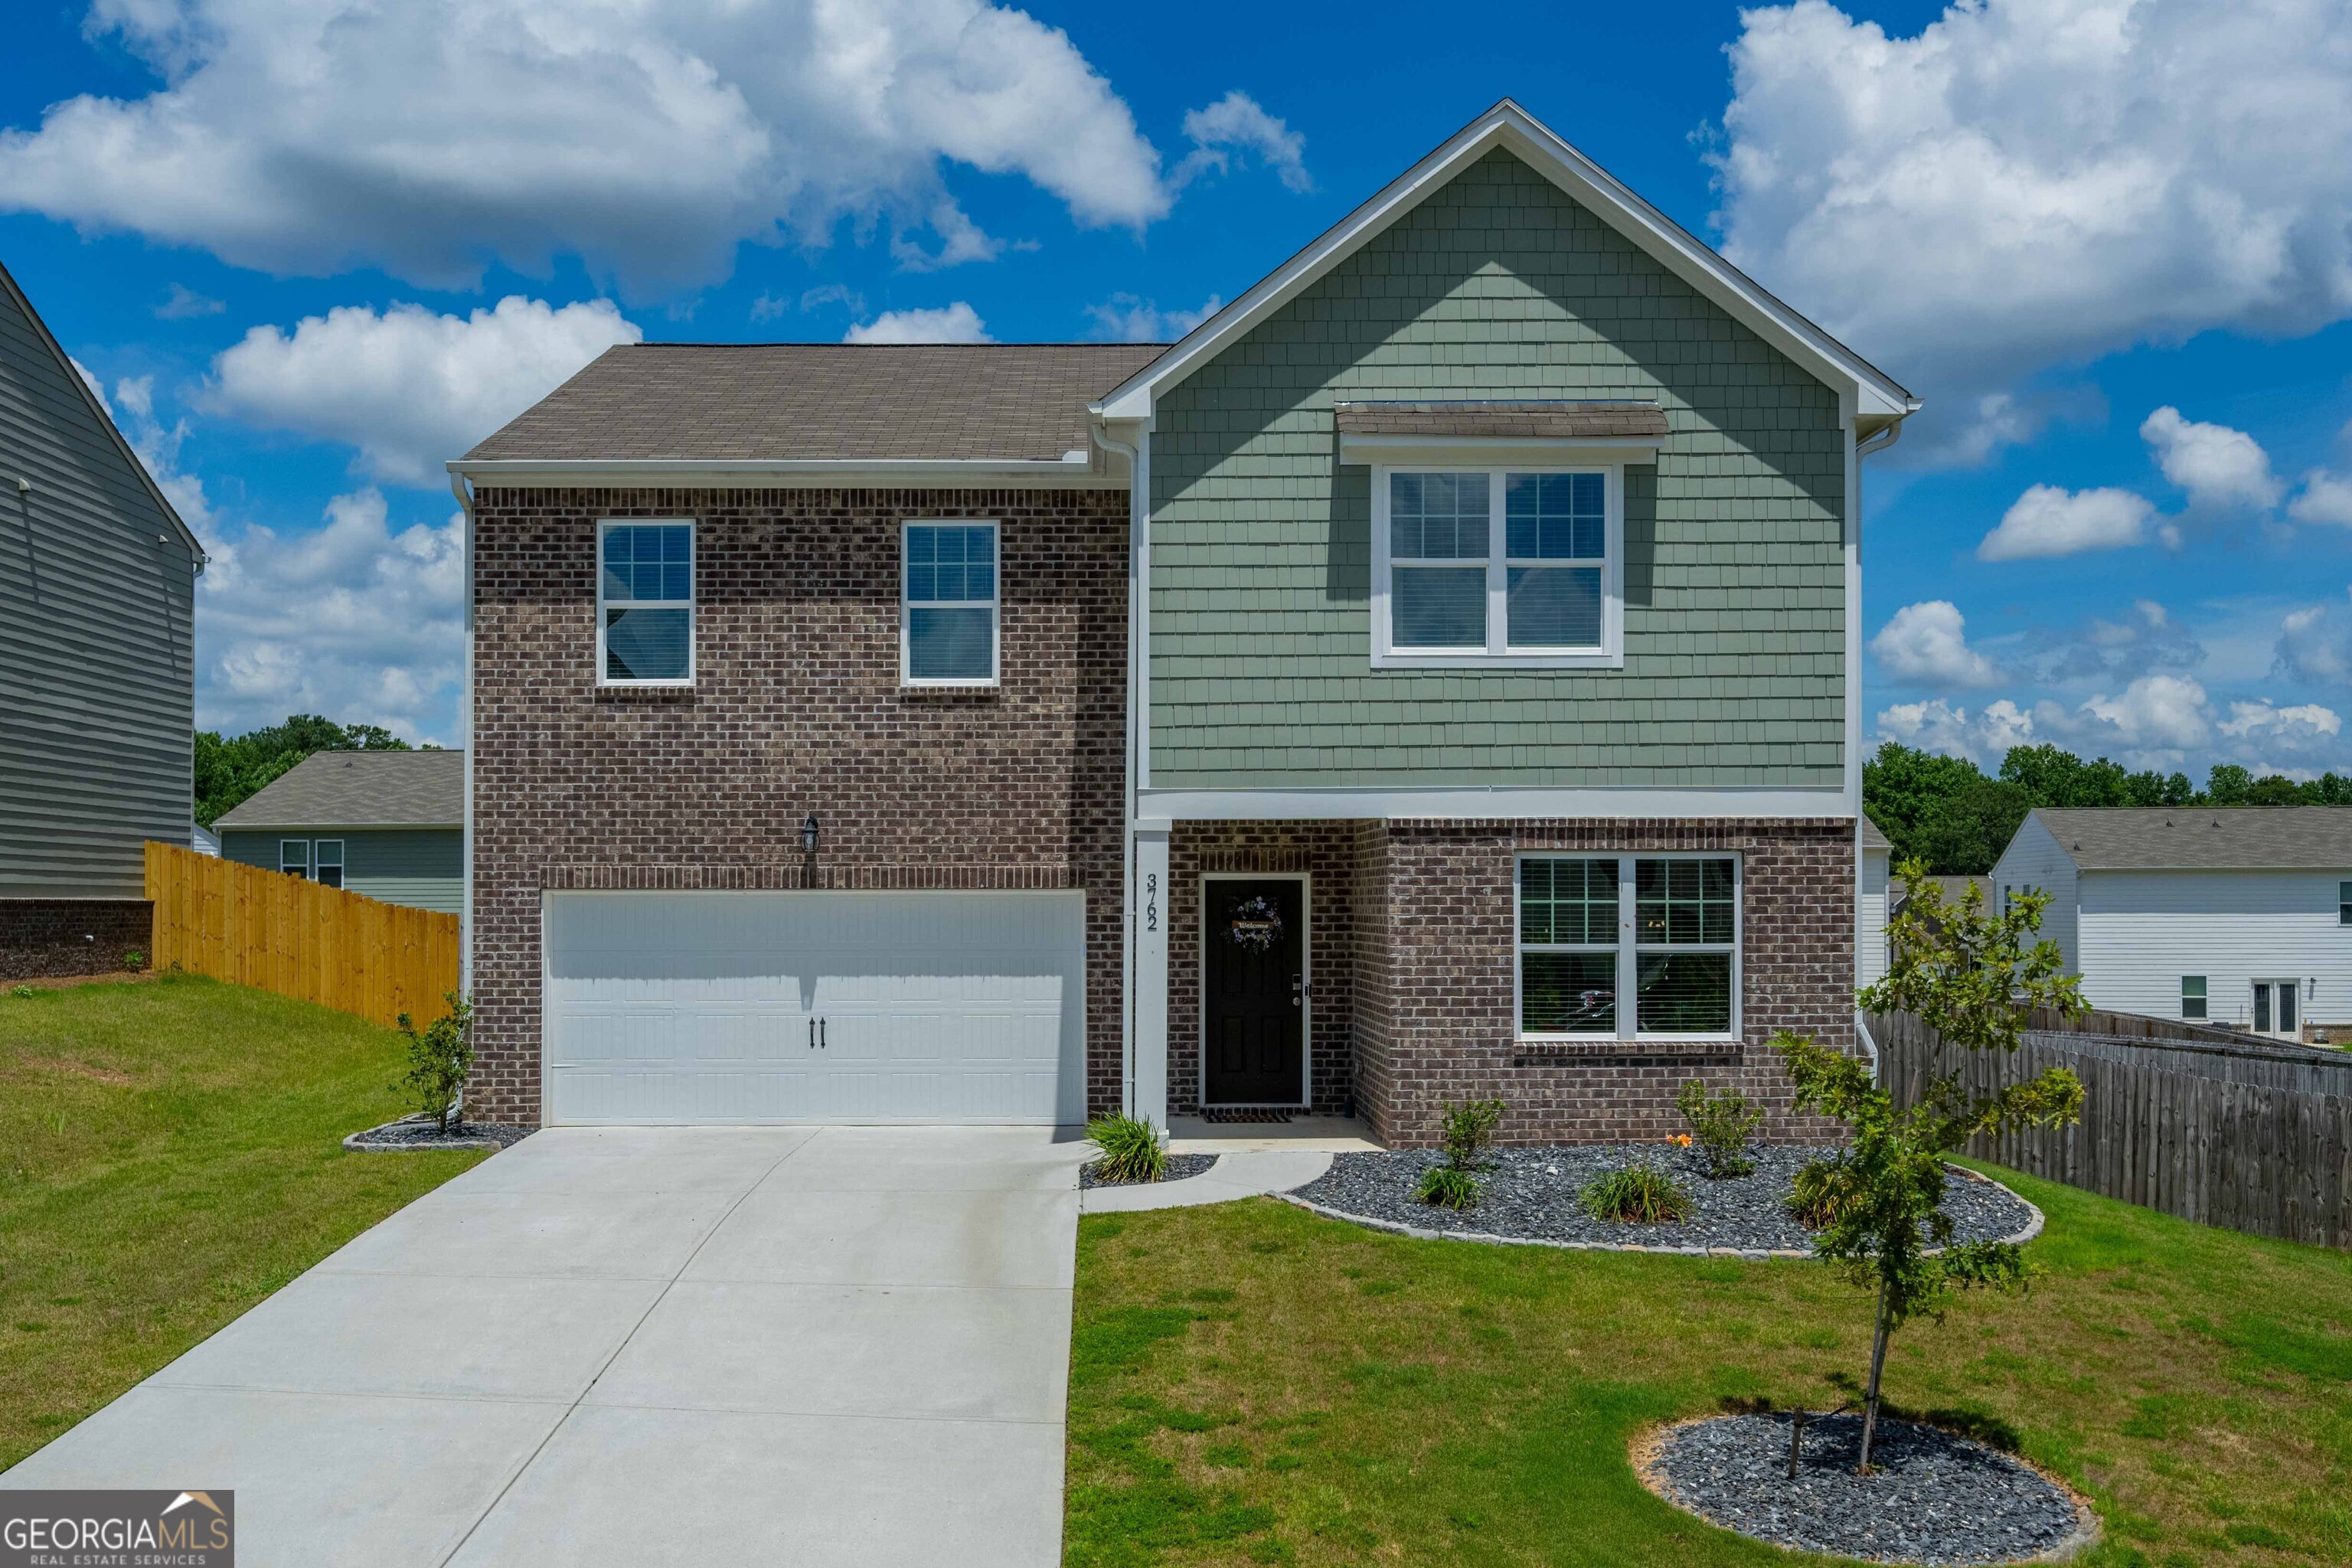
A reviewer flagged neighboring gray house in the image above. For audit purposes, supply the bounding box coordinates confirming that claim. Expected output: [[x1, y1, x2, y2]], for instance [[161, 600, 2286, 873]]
[[1994, 807, 2352, 1042], [214, 750, 465, 915], [1859, 817, 1891, 987], [0, 257, 206, 977]]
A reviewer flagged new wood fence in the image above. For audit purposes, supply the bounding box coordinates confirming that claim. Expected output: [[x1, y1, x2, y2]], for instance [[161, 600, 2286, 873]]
[[145, 840, 460, 1029], [1873, 1008, 2352, 1250]]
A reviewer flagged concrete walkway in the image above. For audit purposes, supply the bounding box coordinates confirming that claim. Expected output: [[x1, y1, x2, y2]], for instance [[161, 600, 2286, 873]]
[[2, 1126, 1089, 1568], [1079, 1150, 1334, 1214]]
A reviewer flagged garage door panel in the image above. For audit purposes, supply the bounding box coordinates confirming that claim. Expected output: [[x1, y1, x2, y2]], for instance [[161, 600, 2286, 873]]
[[543, 892, 1084, 1125]]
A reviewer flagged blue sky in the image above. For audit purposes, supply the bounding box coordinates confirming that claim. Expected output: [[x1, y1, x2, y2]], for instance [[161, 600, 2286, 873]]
[[8, 0, 2352, 777]]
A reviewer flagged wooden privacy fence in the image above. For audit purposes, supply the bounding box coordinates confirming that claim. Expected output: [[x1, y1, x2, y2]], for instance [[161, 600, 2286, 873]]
[[145, 840, 460, 1030], [1873, 1009, 2352, 1250]]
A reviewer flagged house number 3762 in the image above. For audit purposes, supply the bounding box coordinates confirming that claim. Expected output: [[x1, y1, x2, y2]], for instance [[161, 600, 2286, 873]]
[[1144, 872, 1160, 934]]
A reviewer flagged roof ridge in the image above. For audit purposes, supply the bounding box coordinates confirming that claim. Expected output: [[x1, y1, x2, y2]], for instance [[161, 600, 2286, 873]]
[[618, 341, 1171, 350]]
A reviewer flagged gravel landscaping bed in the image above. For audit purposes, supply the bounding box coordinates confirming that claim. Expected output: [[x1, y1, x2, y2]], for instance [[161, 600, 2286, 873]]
[[1289, 1145, 2035, 1254], [1644, 1413, 2086, 1564], [344, 1114, 534, 1152], [1080, 1152, 1218, 1190]]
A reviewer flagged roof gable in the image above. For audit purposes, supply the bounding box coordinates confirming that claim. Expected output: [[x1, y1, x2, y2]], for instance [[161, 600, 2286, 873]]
[[1094, 99, 1915, 427], [214, 750, 466, 829], [2032, 806, 2352, 871], [0, 259, 204, 560]]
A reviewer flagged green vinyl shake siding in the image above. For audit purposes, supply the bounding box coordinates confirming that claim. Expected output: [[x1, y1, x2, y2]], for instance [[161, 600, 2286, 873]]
[[1148, 148, 1848, 789], [219, 828, 463, 916]]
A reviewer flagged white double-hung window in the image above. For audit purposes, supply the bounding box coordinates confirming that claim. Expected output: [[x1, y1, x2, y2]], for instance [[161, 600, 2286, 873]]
[[903, 520, 999, 685], [599, 521, 694, 684], [1517, 854, 1740, 1039], [1374, 466, 1621, 667]]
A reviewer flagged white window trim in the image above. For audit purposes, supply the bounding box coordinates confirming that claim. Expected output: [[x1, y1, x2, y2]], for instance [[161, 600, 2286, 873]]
[[279, 839, 310, 877], [2180, 975, 2207, 1021], [900, 518, 1001, 689], [1513, 851, 1742, 1042], [596, 518, 696, 688], [1371, 463, 1625, 669], [314, 838, 345, 890]]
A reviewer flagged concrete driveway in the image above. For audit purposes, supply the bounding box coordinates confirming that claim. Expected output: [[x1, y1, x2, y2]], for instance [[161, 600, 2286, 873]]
[[2, 1126, 1088, 1566]]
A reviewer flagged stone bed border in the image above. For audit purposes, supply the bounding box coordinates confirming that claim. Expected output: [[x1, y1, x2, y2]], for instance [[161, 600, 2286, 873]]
[[1274, 1162, 2044, 1259], [342, 1113, 512, 1153], [1628, 1414, 2103, 1566]]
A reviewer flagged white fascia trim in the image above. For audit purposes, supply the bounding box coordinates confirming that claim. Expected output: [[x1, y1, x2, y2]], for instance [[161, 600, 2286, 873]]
[[1092, 100, 1917, 426], [1337, 433, 1664, 467], [447, 456, 1124, 491], [1136, 786, 1855, 822]]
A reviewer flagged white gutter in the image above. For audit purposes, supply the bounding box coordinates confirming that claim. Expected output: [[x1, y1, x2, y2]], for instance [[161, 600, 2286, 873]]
[[446, 455, 1122, 488], [449, 470, 475, 1000], [1091, 421, 1143, 1119], [1852, 413, 1906, 1073]]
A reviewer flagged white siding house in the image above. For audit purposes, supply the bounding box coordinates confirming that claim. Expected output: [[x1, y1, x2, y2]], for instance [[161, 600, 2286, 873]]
[[1992, 807, 2352, 1042], [1858, 817, 1892, 988]]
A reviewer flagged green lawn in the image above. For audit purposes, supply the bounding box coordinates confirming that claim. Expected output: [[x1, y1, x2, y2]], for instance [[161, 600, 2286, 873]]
[[0, 974, 487, 1469], [1067, 1165, 2352, 1567]]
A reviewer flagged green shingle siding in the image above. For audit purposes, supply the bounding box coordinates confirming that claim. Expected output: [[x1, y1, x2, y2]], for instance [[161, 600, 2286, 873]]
[[1148, 149, 1846, 789], [219, 828, 463, 916]]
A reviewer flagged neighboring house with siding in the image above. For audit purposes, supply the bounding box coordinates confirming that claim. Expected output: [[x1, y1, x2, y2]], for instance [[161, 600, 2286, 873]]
[[1994, 807, 2352, 1042], [0, 257, 205, 977], [214, 750, 465, 915], [1858, 817, 1891, 988], [448, 100, 1916, 1142]]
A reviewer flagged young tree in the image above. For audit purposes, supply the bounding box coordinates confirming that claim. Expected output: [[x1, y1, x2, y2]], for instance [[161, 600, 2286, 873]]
[[1780, 864, 2087, 1473]]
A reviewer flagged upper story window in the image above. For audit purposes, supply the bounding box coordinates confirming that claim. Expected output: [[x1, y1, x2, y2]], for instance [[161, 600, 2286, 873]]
[[599, 521, 694, 684], [1373, 466, 1621, 668], [1517, 853, 1740, 1040], [903, 521, 998, 685]]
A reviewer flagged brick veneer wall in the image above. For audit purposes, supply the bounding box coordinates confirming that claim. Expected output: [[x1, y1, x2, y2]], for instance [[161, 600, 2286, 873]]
[[1364, 818, 1855, 1148], [0, 900, 153, 980], [469, 485, 1128, 1125], [1168, 822, 1362, 1115]]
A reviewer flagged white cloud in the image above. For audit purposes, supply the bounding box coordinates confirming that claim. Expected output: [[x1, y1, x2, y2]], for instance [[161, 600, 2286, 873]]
[[1873, 697, 2034, 764], [2288, 467, 2352, 526], [1978, 483, 2154, 560], [841, 302, 990, 345], [2218, 698, 2344, 752], [0, 0, 1171, 293], [2139, 406, 2281, 510], [1084, 293, 1222, 343], [153, 282, 223, 319], [2073, 674, 2213, 753], [207, 296, 640, 485], [73, 360, 211, 530], [2273, 591, 2352, 681], [1870, 599, 1999, 688], [196, 489, 462, 742], [2023, 596, 2203, 684], [1175, 91, 1311, 193], [1714, 0, 2352, 461]]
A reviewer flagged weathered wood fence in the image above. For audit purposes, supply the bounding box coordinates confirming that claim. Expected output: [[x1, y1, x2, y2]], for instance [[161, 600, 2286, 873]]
[[145, 840, 460, 1029], [1872, 1009, 2352, 1250]]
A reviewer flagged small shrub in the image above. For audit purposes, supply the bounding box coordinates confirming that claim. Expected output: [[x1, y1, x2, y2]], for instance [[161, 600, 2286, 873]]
[[120, 949, 147, 972], [1086, 1113, 1167, 1184], [1579, 1161, 1693, 1223], [394, 992, 472, 1129], [1788, 1158, 1844, 1230], [1676, 1077, 1762, 1178], [1413, 1164, 1481, 1210], [9, 985, 33, 1000], [1438, 1096, 1506, 1171]]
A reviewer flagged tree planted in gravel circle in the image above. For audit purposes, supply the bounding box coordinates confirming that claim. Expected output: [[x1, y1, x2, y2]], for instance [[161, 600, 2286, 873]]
[[1780, 862, 2086, 1473]]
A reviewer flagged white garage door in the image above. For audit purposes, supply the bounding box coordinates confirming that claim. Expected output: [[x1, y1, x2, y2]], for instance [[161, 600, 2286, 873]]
[[542, 890, 1087, 1125]]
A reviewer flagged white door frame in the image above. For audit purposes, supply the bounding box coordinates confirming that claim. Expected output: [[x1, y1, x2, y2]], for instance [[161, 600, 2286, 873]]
[[2252, 976, 2305, 1040], [1197, 870, 1312, 1110]]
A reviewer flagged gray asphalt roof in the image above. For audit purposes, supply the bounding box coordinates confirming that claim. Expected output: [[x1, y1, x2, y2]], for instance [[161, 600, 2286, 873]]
[[464, 342, 1169, 463], [2032, 806, 2352, 870], [214, 750, 464, 829], [1861, 816, 1892, 853]]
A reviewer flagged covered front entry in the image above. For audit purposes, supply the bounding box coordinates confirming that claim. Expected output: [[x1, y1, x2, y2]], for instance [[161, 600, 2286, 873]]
[[1200, 876, 1307, 1106], [541, 890, 1087, 1125]]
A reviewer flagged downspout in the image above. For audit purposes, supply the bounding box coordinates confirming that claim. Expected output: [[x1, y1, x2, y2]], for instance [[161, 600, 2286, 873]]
[[1090, 423, 1144, 1119], [449, 469, 475, 1001], [1852, 414, 1904, 1084]]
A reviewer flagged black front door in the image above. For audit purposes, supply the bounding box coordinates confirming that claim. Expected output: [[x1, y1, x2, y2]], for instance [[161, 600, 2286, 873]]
[[1203, 878, 1304, 1105]]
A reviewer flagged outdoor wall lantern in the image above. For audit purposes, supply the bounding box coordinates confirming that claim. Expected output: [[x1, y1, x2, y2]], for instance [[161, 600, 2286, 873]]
[[802, 813, 820, 855]]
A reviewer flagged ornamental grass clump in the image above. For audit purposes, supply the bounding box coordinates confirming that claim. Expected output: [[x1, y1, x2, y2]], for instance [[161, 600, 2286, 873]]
[[1675, 1077, 1763, 1178], [1085, 1113, 1168, 1184], [1579, 1161, 1693, 1223], [1413, 1096, 1506, 1210], [1796, 858, 2089, 1473], [1787, 1158, 1843, 1230]]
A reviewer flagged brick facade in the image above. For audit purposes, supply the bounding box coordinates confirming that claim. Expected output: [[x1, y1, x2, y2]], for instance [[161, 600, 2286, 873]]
[[467, 485, 1128, 1125], [0, 899, 153, 980], [1173, 817, 1855, 1148]]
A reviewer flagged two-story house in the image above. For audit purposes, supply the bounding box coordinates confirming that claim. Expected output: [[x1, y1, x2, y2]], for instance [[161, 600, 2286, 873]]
[[450, 101, 1915, 1144]]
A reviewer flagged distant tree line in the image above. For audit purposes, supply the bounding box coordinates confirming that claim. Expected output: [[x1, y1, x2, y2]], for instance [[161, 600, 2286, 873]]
[[1863, 741, 2352, 875], [194, 714, 419, 829]]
